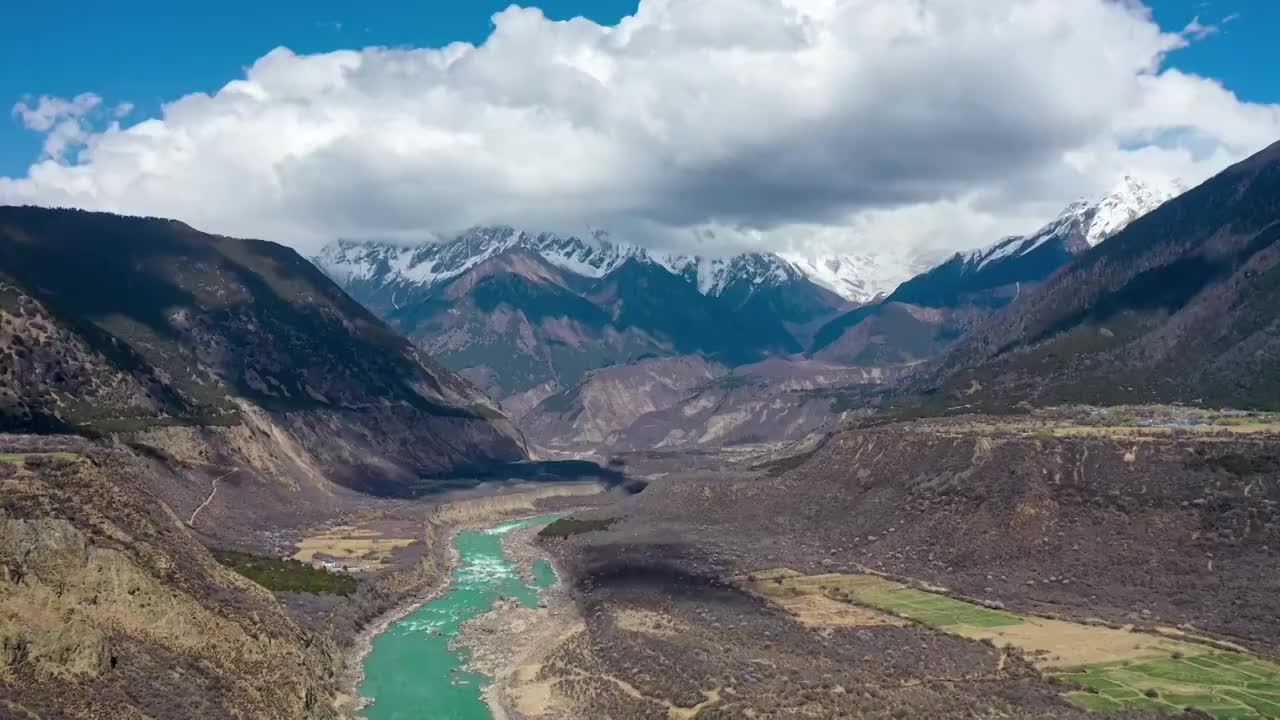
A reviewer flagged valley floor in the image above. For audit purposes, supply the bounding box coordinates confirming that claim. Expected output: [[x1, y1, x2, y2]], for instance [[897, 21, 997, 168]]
[[470, 412, 1280, 719], [5, 405, 1278, 720]]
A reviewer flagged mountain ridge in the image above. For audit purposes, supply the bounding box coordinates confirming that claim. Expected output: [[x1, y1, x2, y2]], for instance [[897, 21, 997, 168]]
[[906, 140, 1280, 413], [811, 176, 1180, 363], [0, 206, 527, 493], [316, 226, 908, 306], [316, 229, 854, 402]]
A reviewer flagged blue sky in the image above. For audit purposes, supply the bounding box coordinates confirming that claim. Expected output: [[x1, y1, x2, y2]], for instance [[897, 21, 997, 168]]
[[1, 0, 1276, 260], [0, 1, 639, 175], [0, 1, 1272, 178]]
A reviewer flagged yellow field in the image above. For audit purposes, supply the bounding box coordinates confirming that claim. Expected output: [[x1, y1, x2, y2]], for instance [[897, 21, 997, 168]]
[[948, 615, 1193, 669], [430, 482, 607, 525], [773, 594, 907, 628], [927, 413, 1280, 440], [291, 526, 419, 572]]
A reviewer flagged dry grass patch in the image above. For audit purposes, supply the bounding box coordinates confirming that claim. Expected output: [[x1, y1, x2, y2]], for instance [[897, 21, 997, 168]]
[[930, 413, 1280, 440], [291, 525, 418, 572], [741, 570, 906, 628], [0, 451, 79, 466], [614, 609, 693, 637], [948, 615, 1191, 670], [774, 594, 906, 628], [431, 482, 606, 525], [509, 663, 559, 718]]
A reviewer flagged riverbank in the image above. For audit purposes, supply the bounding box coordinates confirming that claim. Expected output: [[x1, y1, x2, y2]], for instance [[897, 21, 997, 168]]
[[456, 523, 583, 720], [355, 513, 567, 718], [335, 536, 461, 717], [333, 483, 610, 717]]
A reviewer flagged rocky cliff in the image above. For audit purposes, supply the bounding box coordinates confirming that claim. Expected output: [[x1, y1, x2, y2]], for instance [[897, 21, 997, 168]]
[[0, 444, 342, 719]]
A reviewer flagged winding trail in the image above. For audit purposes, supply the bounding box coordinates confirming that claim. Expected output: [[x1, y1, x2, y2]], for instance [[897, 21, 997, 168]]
[[188, 469, 238, 526]]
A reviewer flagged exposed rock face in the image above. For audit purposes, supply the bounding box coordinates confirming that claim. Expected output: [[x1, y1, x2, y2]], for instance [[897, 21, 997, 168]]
[[522, 356, 729, 449], [614, 360, 900, 451], [526, 356, 902, 453], [0, 450, 342, 719]]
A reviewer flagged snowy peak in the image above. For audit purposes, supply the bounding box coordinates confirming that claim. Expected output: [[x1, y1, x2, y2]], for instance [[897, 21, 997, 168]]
[[958, 176, 1181, 272], [649, 253, 807, 297], [315, 228, 638, 291], [316, 177, 1180, 311], [315, 228, 902, 304], [1084, 175, 1183, 245], [1038, 175, 1182, 250], [780, 251, 919, 302]]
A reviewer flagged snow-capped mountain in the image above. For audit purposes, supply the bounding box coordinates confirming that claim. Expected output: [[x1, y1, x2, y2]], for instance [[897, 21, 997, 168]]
[[960, 176, 1182, 270], [314, 228, 856, 403], [314, 174, 1182, 397], [316, 227, 625, 288], [316, 228, 907, 305], [812, 176, 1181, 364], [1085, 175, 1185, 245], [777, 252, 922, 303]]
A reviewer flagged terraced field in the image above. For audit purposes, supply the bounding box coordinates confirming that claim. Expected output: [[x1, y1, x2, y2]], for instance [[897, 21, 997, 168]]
[[1061, 653, 1280, 718], [744, 570, 1280, 719]]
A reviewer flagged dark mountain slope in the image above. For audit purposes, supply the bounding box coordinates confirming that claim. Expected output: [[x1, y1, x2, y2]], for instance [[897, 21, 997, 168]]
[[813, 300, 977, 367], [719, 269, 852, 348], [587, 258, 802, 362], [375, 250, 806, 402], [386, 248, 625, 398], [913, 140, 1280, 412], [0, 207, 526, 496], [0, 207, 543, 720]]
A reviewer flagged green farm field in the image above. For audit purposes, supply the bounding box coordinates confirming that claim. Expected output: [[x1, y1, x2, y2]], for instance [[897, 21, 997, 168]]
[[745, 570, 1280, 718]]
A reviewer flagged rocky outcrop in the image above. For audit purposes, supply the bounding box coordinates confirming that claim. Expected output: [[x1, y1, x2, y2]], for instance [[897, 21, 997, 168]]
[[0, 450, 341, 719], [522, 356, 728, 449], [525, 356, 902, 453]]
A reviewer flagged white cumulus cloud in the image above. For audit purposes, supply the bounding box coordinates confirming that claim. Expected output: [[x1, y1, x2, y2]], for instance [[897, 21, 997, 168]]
[[11, 93, 106, 161], [12, 92, 102, 132], [2, 0, 1279, 260]]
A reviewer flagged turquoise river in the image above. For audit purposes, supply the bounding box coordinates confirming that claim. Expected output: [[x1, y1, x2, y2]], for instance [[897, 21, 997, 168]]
[[357, 514, 563, 720]]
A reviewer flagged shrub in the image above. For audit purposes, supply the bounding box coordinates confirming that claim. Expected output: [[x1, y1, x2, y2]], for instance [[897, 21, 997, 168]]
[[210, 549, 357, 595], [538, 516, 619, 539]]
